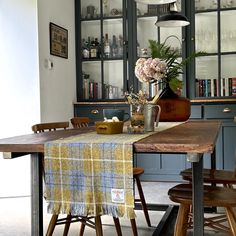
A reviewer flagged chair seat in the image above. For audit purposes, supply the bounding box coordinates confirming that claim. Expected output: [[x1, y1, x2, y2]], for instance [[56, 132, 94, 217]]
[[180, 168, 236, 184], [168, 184, 236, 207]]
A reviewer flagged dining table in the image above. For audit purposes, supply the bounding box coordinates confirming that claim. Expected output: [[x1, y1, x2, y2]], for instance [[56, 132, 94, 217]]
[[0, 120, 221, 236]]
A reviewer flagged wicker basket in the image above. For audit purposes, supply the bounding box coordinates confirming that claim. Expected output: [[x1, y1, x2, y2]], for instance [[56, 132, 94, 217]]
[[95, 121, 124, 134]]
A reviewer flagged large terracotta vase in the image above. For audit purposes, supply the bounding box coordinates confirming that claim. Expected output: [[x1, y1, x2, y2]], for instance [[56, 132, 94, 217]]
[[156, 83, 191, 122]]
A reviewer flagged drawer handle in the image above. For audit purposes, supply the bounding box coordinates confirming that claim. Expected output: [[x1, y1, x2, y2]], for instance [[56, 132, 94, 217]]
[[91, 109, 99, 114], [223, 107, 231, 113]]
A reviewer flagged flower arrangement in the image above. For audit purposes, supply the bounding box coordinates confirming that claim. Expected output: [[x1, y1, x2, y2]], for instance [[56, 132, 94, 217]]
[[125, 40, 204, 105], [135, 57, 167, 83], [131, 40, 204, 104]]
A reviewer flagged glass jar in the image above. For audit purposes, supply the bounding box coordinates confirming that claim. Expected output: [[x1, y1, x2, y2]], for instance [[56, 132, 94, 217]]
[[130, 104, 145, 127]]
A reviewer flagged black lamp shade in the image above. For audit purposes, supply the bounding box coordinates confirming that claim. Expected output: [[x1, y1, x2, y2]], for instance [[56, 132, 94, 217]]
[[155, 12, 190, 27]]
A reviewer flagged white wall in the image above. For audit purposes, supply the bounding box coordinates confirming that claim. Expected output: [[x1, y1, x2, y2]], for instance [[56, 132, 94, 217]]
[[38, 0, 76, 123], [0, 0, 39, 196], [0, 0, 76, 197]]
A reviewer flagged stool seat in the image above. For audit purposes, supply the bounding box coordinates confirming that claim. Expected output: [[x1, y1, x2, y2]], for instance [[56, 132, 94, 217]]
[[169, 184, 236, 207], [133, 167, 144, 176], [180, 168, 236, 184]]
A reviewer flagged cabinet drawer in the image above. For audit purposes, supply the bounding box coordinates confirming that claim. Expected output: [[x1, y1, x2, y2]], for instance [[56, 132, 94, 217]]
[[74, 104, 130, 123], [204, 104, 236, 119], [190, 105, 202, 119]]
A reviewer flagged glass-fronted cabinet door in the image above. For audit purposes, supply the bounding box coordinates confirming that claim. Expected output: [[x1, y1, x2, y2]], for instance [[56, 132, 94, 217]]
[[75, 0, 127, 101], [193, 0, 236, 99], [134, 0, 185, 98]]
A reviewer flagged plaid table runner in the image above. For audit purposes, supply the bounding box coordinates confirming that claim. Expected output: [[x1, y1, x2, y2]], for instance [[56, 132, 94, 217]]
[[44, 122, 182, 219]]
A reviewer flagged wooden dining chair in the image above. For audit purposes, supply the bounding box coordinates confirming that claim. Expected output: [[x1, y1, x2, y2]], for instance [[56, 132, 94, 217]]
[[70, 117, 91, 128], [168, 183, 236, 236], [32, 121, 70, 133], [32, 121, 109, 236], [70, 117, 151, 235]]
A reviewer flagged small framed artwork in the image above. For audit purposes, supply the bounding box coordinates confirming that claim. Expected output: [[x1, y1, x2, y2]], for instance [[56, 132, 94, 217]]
[[49, 22, 68, 59]]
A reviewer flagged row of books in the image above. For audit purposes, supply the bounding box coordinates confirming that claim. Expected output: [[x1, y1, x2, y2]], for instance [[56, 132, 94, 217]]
[[195, 78, 236, 97], [83, 79, 120, 100]]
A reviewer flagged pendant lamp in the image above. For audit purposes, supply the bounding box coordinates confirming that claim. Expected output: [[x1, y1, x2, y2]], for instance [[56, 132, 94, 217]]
[[155, 2, 190, 27], [134, 0, 176, 4]]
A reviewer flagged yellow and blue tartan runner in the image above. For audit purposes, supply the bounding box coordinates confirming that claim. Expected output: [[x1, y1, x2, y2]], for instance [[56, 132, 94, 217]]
[[44, 122, 183, 219], [44, 131, 152, 219]]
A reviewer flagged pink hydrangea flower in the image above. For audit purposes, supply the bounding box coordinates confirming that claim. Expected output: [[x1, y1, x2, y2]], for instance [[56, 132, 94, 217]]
[[135, 57, 167, 83]]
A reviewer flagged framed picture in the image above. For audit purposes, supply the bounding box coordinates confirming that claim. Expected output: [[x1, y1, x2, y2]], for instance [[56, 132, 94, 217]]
[[49, 22, 68, 59]]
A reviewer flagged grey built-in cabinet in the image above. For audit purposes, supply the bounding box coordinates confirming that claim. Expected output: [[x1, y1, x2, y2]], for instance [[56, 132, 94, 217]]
[[74, 0, 236, 181]]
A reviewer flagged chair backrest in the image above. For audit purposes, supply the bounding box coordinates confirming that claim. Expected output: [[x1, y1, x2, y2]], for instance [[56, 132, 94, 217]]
[[70, 117, 90, 128], [32, 121, 70, 133]]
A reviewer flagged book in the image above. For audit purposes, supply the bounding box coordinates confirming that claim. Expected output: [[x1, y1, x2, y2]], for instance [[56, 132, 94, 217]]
[[225, 77, 229, 96], [232, 77, 236, 96], [89, 81, 94, 99], [83, 79, 89, 99]]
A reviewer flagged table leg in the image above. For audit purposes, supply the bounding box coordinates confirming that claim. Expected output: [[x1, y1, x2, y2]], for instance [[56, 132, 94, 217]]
[[31, 153, 43, 236], [191, 154, 204, 236]]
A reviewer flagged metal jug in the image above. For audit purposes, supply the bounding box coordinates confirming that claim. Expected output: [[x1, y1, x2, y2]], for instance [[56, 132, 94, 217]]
[[144, 104, 161, 132]]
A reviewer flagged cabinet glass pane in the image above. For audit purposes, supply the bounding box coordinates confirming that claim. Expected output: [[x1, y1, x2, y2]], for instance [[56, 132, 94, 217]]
[[221, 54, 236, 96], [195, 56, 218, 97], [195, 12, 218, 53], [221, 0, 236, 8], [103, 0, 123, 17], [104, 61, 123, 99], [136, 3, 157, 16], [137, 17, 158, 57], [81, 20, 101, 42], [82, 61, 102, 99], [81, 0, 100, 19], [103, 19, 123, 59], [195, 0, 218, 11], [221, 11, 236, 53], [160, 28, 182, 55]]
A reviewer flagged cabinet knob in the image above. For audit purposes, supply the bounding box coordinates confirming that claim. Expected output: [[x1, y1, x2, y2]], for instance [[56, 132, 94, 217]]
[[91, 109, 99, 114], [223, 107, 231, 113]]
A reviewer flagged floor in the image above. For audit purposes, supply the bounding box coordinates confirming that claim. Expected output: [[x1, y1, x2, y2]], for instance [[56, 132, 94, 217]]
[[0, 182, 229, 236]]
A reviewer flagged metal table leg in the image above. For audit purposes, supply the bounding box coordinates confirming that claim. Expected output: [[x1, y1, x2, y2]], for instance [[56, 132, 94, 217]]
[[187, 153, 204, 236], [31, 153, 43, 236]]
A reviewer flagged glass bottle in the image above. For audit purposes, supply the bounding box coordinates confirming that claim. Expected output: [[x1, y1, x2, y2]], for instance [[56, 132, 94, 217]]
[[104, 33, 111, 58], [82, 38, 89, 59], [118, 35, 123, 58], [94, 38, 101, 58], [90, 37, 97, 58], [111, 35, 118, 58], [87, 36, 91, 58]]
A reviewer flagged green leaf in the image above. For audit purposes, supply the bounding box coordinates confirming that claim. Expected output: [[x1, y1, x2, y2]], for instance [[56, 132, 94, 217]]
[[148, 39, 206, 82]]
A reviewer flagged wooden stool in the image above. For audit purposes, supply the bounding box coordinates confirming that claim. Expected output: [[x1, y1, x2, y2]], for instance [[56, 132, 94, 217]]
[[168, 184, 236, 236]]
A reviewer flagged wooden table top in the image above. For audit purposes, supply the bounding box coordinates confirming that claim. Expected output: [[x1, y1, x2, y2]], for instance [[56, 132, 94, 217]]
[[0, 120, 221, 155]]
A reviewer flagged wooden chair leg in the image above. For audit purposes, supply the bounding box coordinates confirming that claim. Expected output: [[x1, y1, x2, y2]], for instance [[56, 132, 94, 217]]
[[95, 215, 103, 236], [135, 175, 151, 227], [225, 207, 236, 235], [79, 221, 86, 236], [113, 217, 122, 236], [46, 214, 59, 236], [174, 204, 190, 236], [63, 214, 72, 236], [130, 218, 138, 236]]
